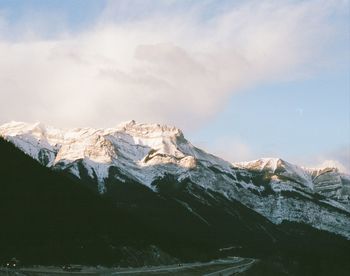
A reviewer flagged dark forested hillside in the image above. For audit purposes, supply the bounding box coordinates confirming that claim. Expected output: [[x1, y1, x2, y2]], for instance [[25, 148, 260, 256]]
[[0, 138, 280, 265], [1, 137, 350, 275], [0, 138, 153, 265]]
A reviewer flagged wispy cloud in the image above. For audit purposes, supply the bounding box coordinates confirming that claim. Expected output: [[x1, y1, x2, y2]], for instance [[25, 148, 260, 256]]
[[0, 0, 347, 129], [306, 145, 350, 173], [194, 135, 258, 163]]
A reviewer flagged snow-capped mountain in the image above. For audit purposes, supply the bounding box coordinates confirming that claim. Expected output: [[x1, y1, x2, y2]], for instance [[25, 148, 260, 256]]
[[1, 121, 350, 239], [232, 158, 350, 237], [0, 120, 230, 192]]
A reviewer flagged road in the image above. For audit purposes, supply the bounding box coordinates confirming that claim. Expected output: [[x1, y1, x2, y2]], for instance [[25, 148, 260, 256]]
[[0, 257, 255, 275], [203, 259, 255, 276]]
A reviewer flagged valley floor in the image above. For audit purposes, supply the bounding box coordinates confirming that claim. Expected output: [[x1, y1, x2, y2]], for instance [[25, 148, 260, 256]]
[[0, 257, 254, 276]]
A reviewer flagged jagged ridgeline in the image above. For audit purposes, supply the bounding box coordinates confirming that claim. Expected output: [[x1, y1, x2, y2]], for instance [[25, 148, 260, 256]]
[[0, 137, 280, 265], [1, 121, 350, 275], [1, 121, 349, 238]]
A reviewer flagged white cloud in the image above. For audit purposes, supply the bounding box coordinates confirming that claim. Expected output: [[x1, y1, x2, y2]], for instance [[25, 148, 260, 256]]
[[291, 145, 350, 173], [313, 147, 350, 173], [0, 0, 347, 129], [193, 136, 258, 163], [314, 160, 348, 173], [217, 142, 349, 174], [215, 140, 256, 163]]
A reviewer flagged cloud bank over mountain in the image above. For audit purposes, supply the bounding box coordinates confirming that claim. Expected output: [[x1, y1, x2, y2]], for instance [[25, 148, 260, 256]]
[[0, 0, 347, 129]]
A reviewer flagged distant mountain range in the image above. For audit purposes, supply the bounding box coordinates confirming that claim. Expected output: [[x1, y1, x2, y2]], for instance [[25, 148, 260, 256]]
[[1, 121, 350, 275]]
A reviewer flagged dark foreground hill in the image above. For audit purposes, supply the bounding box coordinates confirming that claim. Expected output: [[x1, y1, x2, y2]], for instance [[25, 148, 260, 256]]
[[1, 138, 350, 275], [0, 138, 280, 265], [0, 138, 160, 265]]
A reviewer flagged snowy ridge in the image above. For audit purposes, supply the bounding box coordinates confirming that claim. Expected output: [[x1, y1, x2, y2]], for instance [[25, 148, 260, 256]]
[[234, 158, 314, 190], [1, 121, 350, 238], [0, 121, 231, 188], [238, 158, 350, 205]]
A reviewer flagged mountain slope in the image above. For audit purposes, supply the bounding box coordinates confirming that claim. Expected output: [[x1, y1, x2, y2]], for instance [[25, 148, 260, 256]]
[[0, 138, 167, 265], [232, 158, 350, 237], [1, 124, 350, 275], [0, 137, 284, 265], [1, 121, 349, 239]]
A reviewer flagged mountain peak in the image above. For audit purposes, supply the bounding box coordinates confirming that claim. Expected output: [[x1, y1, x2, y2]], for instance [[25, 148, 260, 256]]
[[0, 121, 198, 188], [1, 121, 350, 240], [115, 120, 184, 140], [116, 119, 137, 128], [234, 157, 285, 173], [0, 121, 44, 133]]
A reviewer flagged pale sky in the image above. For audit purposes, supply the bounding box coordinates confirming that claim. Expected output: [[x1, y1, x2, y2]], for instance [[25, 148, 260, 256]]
[[0, 0, 349, 171]]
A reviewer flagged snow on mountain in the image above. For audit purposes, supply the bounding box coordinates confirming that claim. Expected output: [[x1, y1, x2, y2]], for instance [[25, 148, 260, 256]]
[[234, 158, 314, 190], [232, 158, 350, 205], [0, 120, 231, 191], [1, 121, 350, 238], [231, 157, 350, 238], [308, 167, 350, 204]]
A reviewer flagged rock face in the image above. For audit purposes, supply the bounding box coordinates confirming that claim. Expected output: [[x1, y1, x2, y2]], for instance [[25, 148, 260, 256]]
[[1, 121, 350, 239], [0, 137, 285, 265], [233, 158, 350, 238]]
